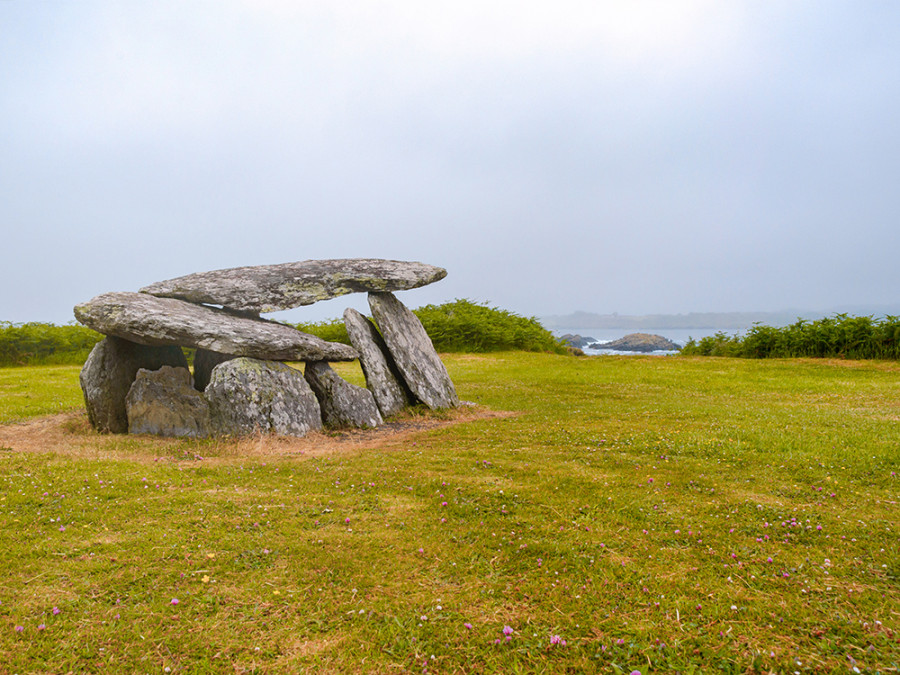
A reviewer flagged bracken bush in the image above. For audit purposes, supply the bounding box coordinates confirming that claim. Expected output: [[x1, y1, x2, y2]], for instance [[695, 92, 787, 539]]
[[3, 299, 565, 368], [413, 299, 566, 353], [0, 322, 102, 367], [681, 314, 900, 360], [297, 299, 567, 354]]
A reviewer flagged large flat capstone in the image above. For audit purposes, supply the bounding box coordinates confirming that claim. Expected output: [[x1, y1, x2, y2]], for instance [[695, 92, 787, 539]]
[[368, 292, 459, 410], [74, 292, 358, 362], [140, 259, 447, 313]]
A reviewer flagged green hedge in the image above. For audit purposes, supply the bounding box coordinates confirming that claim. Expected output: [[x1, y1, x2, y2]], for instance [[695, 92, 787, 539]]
[[681, 314, 900, 360], [1, 299, 565, 367], [297, 299, 566, 354], [413, 299, 565, 353], [0, 322, 103, 367]]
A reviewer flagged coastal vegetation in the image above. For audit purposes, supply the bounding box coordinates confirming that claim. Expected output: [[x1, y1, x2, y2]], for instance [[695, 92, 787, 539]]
[[0, 322, 102, 367], [682, 314, 900, 360], [297, 299, 567, 354], [0, 300, 563, 368], [0, 354, 897, 672]]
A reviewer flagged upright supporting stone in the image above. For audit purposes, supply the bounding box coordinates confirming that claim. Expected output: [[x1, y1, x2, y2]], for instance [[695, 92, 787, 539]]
[[80, 336, 189, 433], [205, 358, 322, 437], [126, 366, 211, 438], [193, 348, 235, 391], [368, 292, 459, 410], [304, 361, 383, 429], [343, 307, 412, 417]]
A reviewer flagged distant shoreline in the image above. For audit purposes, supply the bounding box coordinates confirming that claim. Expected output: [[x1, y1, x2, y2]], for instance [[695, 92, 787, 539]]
[[541, 306, 900, 331]]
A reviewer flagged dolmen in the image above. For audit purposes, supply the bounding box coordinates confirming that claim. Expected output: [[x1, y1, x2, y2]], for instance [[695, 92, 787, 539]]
[[74, 259, 459, 438]]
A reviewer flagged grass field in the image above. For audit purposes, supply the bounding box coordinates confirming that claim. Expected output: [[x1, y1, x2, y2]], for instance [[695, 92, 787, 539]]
[[0, 354, 897, 673]]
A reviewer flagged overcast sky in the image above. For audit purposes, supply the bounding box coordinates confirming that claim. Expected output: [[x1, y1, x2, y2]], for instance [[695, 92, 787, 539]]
[[2, 1, 899, 326]]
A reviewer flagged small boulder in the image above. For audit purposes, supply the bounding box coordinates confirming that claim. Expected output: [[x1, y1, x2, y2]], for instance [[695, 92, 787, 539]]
[[80, 336, 189, 433], [304, 361, 383, 429], [205, 358, 322, 437], [126, 366, 211, 438]]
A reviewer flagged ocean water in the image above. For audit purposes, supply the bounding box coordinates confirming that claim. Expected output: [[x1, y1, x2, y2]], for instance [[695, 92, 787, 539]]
[[551, 327, 743, 355]]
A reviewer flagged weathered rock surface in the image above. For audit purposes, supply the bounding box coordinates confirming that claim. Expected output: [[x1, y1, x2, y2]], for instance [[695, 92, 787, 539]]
[[193, 348, 235, 391], [559, 334, 597, 349], [126, 366, 211, 437], [80, 337, 189, 433], [368, 292, 459, 410], [592, 333, 682, 352], [141, 259, 448, 313], [205, 358, 322, 436], [304, 361, 383, 429], [74, 292, 358, 362], [343, 307, 412, 417]]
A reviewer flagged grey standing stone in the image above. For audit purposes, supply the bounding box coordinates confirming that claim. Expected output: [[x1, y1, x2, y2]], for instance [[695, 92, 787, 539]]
[[367, 292, 459, 410], [126, 366, 211, 438], [192, 348, 236, 391], [74, 292, 358, 362], [205, 358, 322, 437], [140, 258, 448, 313], [80, 336, 189, 433], [304, 361, 383, 429], [343, 308, 412, 417]]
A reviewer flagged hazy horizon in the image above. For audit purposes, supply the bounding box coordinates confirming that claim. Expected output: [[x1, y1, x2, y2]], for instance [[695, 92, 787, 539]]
[[3, 2, 898, 327]]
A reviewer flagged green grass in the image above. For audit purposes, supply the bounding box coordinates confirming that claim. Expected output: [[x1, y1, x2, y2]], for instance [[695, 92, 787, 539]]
[[0, 365, 85, 423], [0, 354, 898, 673]]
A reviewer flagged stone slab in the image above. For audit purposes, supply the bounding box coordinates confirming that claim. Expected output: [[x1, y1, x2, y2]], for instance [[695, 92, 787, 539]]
[[140, 259, 447, 313], [74, 292, 358, 362], [304, 361, 383, 429], [343, 307, 411, 417], [205, 358, 323, 437], [80, 336, 189, 433], [126, 366, 211, 438], [368, 292, 458, 410]]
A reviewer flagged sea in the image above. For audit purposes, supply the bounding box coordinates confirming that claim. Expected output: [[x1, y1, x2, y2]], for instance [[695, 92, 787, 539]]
[[550, 327, 743, 355]]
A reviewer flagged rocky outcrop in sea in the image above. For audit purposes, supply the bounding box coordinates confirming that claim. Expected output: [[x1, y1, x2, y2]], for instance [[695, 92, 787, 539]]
[[591, 333, 682, 353]]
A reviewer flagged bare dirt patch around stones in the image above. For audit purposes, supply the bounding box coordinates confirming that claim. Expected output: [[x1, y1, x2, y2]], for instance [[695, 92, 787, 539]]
[[0, 405, 514, 465]]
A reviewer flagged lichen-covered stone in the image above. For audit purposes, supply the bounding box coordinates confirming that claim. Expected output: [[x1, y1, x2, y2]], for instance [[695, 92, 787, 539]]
[[126, 366, 211, 437], [304, 361, 383, 429], [343, 308, 412, 417], [140, 259, 447, 313], [74, 292, 358, 362], [205, 358, 322, 437], [368, 292, 458, 410], [79, 336, 189, 433], [192, 348, 235, 391]]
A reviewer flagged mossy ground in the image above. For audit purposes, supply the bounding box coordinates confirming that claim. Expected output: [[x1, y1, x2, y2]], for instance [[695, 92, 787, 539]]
[[0, 354, 897, 673]]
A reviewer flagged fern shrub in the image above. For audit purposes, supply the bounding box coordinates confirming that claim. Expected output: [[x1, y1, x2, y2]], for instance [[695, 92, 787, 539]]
[[681, 314, 900, 360], [0, 322, 103, 367], [297, 299, 566, 354]]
